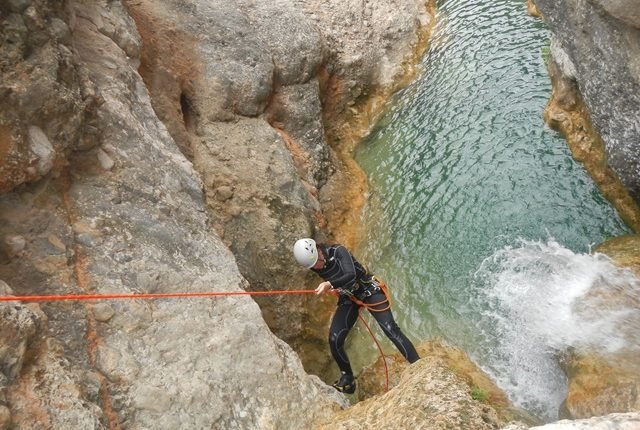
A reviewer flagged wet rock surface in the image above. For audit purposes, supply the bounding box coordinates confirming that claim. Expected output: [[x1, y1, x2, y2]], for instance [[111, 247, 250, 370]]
[[559, 352, 640, 420], [534, 0, 640, 205]]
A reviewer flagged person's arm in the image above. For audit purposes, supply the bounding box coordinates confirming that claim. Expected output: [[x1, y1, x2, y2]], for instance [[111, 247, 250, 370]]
[[326, 246, 357, 290]]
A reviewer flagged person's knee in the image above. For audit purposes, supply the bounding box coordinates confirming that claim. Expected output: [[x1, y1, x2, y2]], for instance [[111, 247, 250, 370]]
[[381, 320, 402, 338], [329, 329, 346, 346], [329, 331, 339, 344]]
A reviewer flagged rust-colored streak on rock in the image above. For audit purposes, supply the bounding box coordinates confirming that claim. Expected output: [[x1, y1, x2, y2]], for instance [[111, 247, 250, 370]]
[[273, 126, 313, 179], [125, 1, 202, 161], [62, 175, 121, 430], [544, 66, 640, 232], [0, 126, 12, 164], [10, 359, 53, 429], [527, 0, 542, 17], [318, 5, 436, 250]]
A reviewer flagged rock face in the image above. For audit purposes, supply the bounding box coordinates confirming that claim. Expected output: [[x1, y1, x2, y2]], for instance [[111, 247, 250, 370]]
[[0, 0, 352, 428], [124, 0, 435, 377], [315, 356, 506, 430], [0, 0, 99, 193], [503, 412, 640, 429], [0, 0, 436, 426], [533, 0, 640, 205], [541, 41, 640, 231], [356, 341, 538, 426], [560, 352, 640, 420]]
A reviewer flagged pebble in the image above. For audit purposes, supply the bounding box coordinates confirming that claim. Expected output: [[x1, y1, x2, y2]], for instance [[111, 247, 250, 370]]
[[133, 385, 171, 412], [3, 235, 26, 257], [47, 235, 66, 251], [27, 126, 54, 176], [97, 148, 115, 171], [216, 186, 234, 201], [92, 303, 115, 322]]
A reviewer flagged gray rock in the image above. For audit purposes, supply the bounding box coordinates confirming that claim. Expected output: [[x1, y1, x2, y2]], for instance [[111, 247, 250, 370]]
[[0, 296, 41, 381], [5, 0, 30, 13], [316, 358, 504, 429], [95, 345, 140, 383], [529, 412, 640, 429], [2, 235, 25, 257], [592, 0, 640, 29], [27, 126, 54, 176], [91, 303, 115, 322], [535, 0, 640, 203], [97, 148, 115, 171], [133, 385, 171, 413]]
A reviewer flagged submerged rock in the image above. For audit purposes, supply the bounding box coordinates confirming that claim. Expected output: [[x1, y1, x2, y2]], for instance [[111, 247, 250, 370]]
[[560, 352, 640, 419]]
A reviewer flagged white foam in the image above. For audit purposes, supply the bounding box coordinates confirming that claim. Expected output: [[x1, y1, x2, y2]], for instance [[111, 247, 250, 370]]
[[471, 238, 640, 420]]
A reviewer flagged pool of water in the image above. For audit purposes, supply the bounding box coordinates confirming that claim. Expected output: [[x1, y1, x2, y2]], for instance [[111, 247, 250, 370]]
[[350, 0, 632, 420]]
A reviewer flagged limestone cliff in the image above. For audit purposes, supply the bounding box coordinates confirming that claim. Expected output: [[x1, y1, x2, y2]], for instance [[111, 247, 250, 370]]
[[531, 0, 640, 422], [0, 0, 434, 428], [122, 0, 435, 377], [0, 1, 351, 428], [533, 0, 640, 220]]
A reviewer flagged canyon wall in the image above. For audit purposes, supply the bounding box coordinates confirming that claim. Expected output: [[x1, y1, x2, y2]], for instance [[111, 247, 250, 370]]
[[0, 0, 433, 427], [533, 0, 640, 226]]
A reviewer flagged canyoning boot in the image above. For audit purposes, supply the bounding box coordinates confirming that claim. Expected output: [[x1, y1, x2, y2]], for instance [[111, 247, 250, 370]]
[[332, 372, 356, 394]]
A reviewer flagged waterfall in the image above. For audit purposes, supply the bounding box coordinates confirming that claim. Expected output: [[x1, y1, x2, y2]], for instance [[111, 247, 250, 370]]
[[472, 239, 640, 419]]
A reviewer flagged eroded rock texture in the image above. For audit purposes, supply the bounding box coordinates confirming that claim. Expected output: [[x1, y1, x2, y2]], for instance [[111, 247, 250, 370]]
[[124, 0, 434, 377], [534, 0, 640, 204], [314, 357, 506, 430], [0, 1, 348, 428], [0, 0, 99, 193]]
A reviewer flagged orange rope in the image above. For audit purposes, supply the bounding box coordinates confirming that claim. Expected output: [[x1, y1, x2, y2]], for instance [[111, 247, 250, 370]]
[[0, 289, 316, 302], [338, 279, 393, 392], [358, 310, 390, 392], [0, 286, 393, 392]]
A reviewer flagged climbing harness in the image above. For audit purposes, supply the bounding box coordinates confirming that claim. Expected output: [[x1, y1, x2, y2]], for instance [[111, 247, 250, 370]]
[[336, 276, 392, 313]]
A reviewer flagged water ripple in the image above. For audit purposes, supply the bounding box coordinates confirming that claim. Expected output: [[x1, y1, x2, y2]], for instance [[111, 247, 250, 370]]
[[355, 0, 630, 420]]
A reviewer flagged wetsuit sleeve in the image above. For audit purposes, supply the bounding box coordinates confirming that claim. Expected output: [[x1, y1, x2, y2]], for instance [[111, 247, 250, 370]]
[[329, 246, 357, 290]]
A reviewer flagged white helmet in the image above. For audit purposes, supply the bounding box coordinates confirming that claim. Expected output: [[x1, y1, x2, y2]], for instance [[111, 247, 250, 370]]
[[293, 238, 318, 268]]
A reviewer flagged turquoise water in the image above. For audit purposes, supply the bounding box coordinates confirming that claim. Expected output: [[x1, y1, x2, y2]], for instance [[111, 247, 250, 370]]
[[351, 0, 632, 420]]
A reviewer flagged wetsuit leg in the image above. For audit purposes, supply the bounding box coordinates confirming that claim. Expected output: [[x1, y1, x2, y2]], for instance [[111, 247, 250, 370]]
[[328, 296, 360, 375], [365, 291, 420, 363]]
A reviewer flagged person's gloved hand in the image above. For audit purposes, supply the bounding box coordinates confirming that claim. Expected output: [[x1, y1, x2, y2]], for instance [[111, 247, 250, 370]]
[[315, 281, 333, 295]]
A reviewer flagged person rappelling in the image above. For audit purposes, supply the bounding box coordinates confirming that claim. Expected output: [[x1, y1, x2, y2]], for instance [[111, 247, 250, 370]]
[[293, 238, 420, 394]]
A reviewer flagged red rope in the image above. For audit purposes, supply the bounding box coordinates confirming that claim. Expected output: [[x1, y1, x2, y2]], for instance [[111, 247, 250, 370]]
[[0, 289, 316, 302]]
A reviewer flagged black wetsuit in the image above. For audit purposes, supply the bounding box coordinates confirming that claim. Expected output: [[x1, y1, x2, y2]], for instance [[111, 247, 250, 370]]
[[312, 244, 420, 376]]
